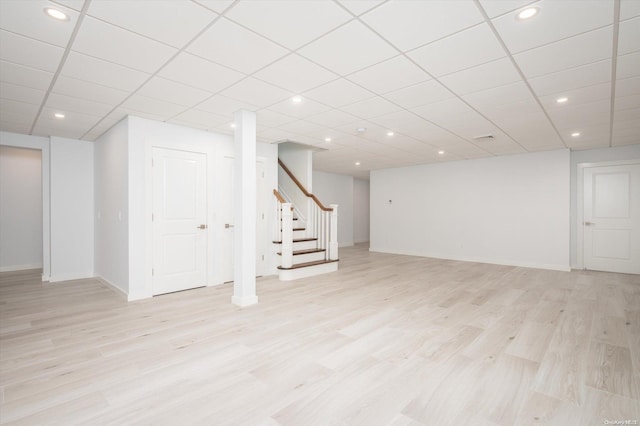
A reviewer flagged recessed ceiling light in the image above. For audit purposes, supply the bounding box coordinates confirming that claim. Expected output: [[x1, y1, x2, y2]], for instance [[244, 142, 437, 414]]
[[356, 127, 366, 133], [386, 131, 394, 137], [54, 113, 65, 119], [355, 161, 361, 166], [438, 150, 445, 155], [229, 123, 236, 128], [516, 7, 538, 20], [292, 96, 302, 103], [44, 7, 69, 21], [556, 97, 568, 103], [324, 137, 332, 142], [571, 132, 581, 137]]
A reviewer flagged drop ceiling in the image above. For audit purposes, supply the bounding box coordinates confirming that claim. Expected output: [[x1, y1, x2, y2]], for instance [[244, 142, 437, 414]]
[[0, 0, 638, 179]]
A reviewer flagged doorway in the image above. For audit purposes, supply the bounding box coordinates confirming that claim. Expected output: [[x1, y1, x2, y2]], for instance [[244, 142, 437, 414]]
[[582, 161, 640, 274], [152, 147, 208, 295], [0, 146, 43, 272]]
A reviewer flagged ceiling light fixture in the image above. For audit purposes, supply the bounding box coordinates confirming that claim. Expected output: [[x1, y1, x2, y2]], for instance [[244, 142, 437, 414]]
[[516, 7, 539, 20], [355, 161, 361, 166], [230, 123, 236, 128], [325, 137, 332, 142], [44, 7, 69, 21], [556, 97, 568, 103], [387, 131, 394, 136], [292, 96, 302, 103], [54, 113, 65, 119], [438, 150, 445, 155], [356, 127, 366, 133], [571, 132, 580, 137]]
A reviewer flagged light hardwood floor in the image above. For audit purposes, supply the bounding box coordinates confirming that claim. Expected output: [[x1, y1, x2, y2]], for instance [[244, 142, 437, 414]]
[[1, 245, 639, 425]]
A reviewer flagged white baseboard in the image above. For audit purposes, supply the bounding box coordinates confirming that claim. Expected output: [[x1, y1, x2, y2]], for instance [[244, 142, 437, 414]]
[[369, 246, 571, 272], [95, 275, 128, 300], [0, 264, 42, 272], [48, 272, 96, 283]]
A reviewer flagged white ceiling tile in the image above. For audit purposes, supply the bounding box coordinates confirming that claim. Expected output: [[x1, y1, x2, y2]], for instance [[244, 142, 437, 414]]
[[492, 0, 613, 54], [617, 75, 640, 96], [0, 98, 39, 124], [347, 55, 429, 94], [220, 77, 293, 108], [199, 94, 260, 118], [45, 92, 113, 116], [306, 109, 360, 128], [548, 99, 611, 130], [87, 0, 217, 48], [0, 30, 64, 73], [384, 80, 455, 109], [73, 17, 177, 73], [187, 18, 288, 74], [120, 94, 185, 120], [368, 110, 430, 136], [618, 17, 640, 55], [158, 52, 244, 94], [61, 52, 150, 91], [0, 0, 78, 47], [256, 127, 295, 143], [361, 0, 483, 51], [412, 98, 473, 123], [226, 1, 351, 50], [277, 120, 326, 136], [513, 26, 612, 79], [171, 108, 228, 129], [253, 54, 338, 94], [612, 106, 640, 122], [615, 94, 640, 111], [528, 59, 611, 96], [138, 76, 212, 107], [298, 20, 397, 75], [439, 57, 521, 95], [336, 0, 385, 16], [0, 82, 45, 105], [478, 0, 539, 18], [52, 75, 129, 105], [192, 0, 234, 14], [303, 78, 374, 107], [0, 120, 31, 134], [49, 0, 85, 11], [166, 119, 209, 132], [0, 61, 53, 91], [462, 81, 533, 111], [341, 96, 402, 119], [616, 52, 640, 80], [408, 23, 505, 77], [268, 97, 332, 119], [538, 83, 611, 111], [36, 106, 102, 133], [620, 0, 640, 20]]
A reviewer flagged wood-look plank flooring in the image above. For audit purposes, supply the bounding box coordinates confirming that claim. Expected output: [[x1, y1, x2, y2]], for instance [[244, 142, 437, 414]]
[[1, 244, 639, 425]]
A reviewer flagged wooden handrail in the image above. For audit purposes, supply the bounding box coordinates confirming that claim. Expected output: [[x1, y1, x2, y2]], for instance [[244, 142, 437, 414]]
[[273, 189, 286, 204], [278, 159, 333, 211]]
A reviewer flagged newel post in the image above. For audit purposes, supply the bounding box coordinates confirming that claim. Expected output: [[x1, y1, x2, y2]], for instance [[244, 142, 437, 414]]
[[281, 203, 294, 268], [329, 204, 338, 260]]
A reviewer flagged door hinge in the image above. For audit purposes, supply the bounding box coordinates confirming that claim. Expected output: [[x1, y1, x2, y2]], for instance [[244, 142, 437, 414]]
[[152, 268, 154, 276]]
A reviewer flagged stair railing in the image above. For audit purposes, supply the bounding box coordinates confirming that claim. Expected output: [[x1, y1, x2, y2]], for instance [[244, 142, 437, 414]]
[[277, 159, 338, 262]]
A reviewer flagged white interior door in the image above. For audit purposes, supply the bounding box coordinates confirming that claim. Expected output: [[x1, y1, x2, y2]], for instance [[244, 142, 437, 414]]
[[584, 163, 640, 274], [152, 148, 207, 295], [221, 157, 267, 282]]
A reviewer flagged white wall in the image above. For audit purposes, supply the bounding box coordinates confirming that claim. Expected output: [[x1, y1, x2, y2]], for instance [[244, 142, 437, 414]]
[[354, 178, 370, 243], [49, 137, 94, 281], [94, 118, 130, 294], [0, 146, 42, 271], [0, 131, 50, 279], [278, 144, 313, 224], [570, 143, 640, 268], [371, 149, 571, 271], [312, 170, 354, 247]]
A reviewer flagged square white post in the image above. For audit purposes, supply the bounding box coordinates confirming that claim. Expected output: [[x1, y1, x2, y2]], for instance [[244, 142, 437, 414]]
[[232, 110, 258, 307]]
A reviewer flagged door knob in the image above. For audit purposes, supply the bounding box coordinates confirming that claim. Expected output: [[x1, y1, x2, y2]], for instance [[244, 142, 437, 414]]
[[197, 224, 207, 229], [225, 223, 234, 228], [584, 221, 595, 226]]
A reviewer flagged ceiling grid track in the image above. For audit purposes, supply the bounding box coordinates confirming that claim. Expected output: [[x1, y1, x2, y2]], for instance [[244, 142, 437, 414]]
[[608, 0, 621, 148]]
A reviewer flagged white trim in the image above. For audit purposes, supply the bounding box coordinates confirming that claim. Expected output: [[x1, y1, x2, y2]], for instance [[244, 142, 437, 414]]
[[231, 295, 258, 307], [96, 275, 128, 300], [278, 261, 338, 281], [576, 158, 640, 270], [0, 264, 42, 272], [49, 272, 95, 282], [369, 246, 571, 272]]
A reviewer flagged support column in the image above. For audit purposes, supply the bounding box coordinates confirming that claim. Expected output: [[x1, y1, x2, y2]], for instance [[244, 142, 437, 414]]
[[329, 204, 339, 260], [232, 110, 258, 307]]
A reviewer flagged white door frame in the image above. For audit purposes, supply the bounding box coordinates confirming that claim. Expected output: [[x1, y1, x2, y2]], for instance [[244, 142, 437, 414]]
[[576, 158, 640, 270]]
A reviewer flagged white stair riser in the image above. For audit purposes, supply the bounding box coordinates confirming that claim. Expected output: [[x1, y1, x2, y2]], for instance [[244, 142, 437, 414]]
[[292, 251, 326, 264], [293, 229, 306, 239], [292, 240, 317, 251], [278, 262, 338, 281]]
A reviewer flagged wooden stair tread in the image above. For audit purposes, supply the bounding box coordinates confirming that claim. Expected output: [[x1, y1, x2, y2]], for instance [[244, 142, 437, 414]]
[[277, 248, 325, 256], [279, 227, 306, 231], [272, 237, 317, 244], [277, 259, 338, 270]]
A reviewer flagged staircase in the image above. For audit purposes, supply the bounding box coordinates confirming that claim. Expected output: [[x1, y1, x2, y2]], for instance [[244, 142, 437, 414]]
[[273, 159, 339, 281]]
